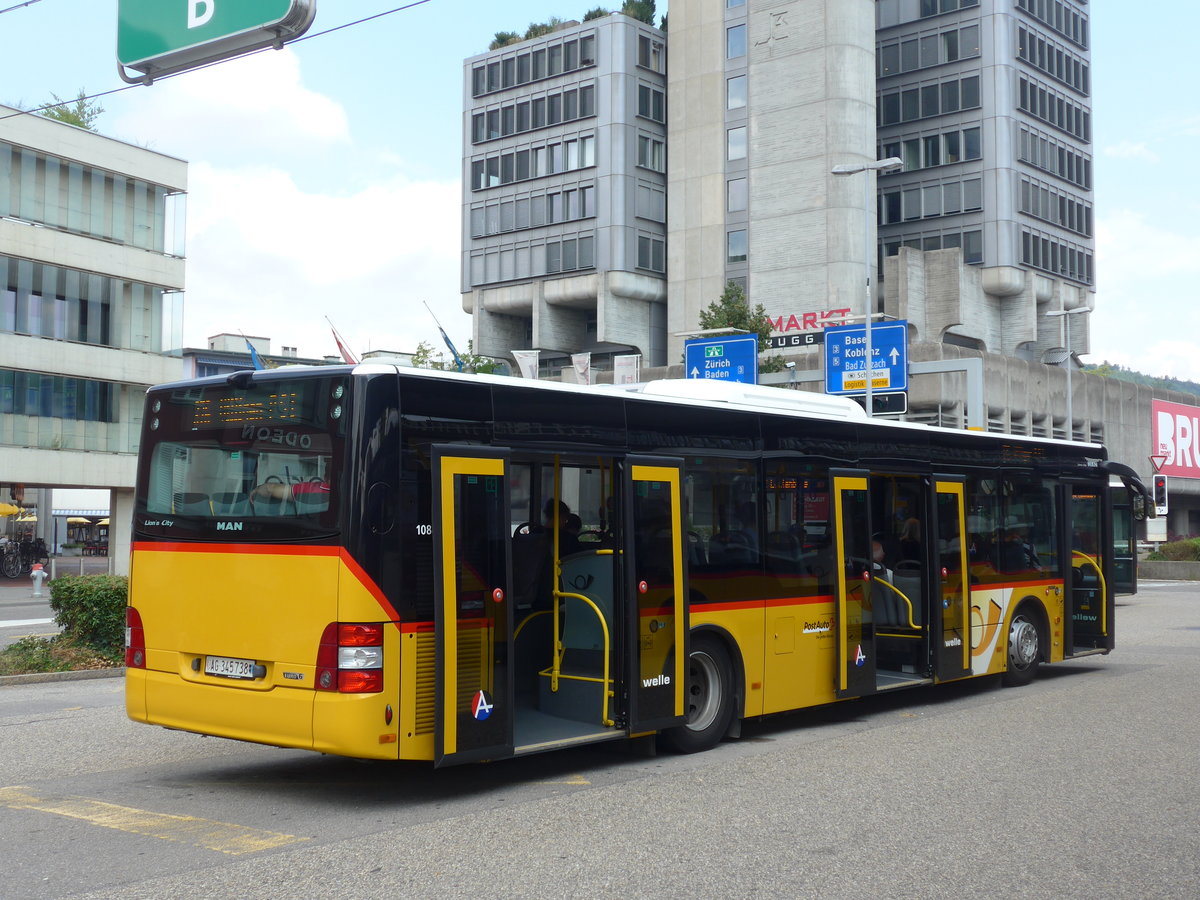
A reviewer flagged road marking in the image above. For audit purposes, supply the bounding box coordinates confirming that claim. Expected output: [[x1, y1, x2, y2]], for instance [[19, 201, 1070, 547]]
[[534, 774, 591, 785], [0, 786, 309, 855], [0, 618, 54, 628]]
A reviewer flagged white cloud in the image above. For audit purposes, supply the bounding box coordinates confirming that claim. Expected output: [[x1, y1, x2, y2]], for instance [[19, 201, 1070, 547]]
[[109, 49, 349, 163], [1090, 210, 1200, 381], [1102, 141, 1159, 164], [183, 162, 466, 360]]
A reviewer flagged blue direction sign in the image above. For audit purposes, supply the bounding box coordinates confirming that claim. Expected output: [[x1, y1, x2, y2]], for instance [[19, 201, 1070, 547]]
[[685, 336, 759, 384], [824, 321, 909, 396]]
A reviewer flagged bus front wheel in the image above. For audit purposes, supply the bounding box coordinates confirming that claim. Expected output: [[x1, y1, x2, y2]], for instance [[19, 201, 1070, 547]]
[[1002, 607, 1042, 687], [661, 633, 734, 753]]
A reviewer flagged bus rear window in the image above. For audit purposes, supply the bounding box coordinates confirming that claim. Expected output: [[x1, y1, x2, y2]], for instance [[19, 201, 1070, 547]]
[[138, 376, 346, 527]]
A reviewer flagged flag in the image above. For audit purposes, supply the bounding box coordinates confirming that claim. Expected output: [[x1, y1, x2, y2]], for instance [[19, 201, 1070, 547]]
[[438, 324, 464, 372], [571, 352, 592, 384], [328, 321, 359, 364], [614, 354, 641, 385], [245, 339, 265, 371], [513, 350, 540, 380]]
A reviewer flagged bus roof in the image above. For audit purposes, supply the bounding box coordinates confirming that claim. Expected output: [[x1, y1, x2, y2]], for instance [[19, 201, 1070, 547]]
[[151, 363, 1104, 456]]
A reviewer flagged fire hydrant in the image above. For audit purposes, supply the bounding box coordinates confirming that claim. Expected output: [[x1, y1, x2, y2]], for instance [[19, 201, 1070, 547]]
[[31, 563, 48, 597]]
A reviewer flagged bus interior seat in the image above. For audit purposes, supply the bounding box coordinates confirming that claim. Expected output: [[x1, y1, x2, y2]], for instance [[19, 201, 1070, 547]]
[[766, 531, 800, 572], [872, 579, 901, 628], [211, 492, 251, 516], [559, 550, 614, 671], [173, 492, 212, 515], [890, 561, 923, 627], [251, 493, 292, 516], [511, 529, 552, 611]]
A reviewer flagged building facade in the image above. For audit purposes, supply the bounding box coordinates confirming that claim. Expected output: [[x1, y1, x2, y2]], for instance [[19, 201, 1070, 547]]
[[462, 14, 670, 373], [875, 0, 1094, 360], [0, 104, 187, 573]]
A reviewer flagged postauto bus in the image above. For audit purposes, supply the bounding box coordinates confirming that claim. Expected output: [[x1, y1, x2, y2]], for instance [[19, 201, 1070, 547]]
[[125, 365, 1151, 766]]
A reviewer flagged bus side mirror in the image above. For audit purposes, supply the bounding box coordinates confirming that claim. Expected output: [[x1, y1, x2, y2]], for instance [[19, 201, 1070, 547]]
[[1131, 493, 1147, 522]]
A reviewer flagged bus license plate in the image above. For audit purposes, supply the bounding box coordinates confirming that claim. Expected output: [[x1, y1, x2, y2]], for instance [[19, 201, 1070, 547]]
[[204, 655, 256, 680]]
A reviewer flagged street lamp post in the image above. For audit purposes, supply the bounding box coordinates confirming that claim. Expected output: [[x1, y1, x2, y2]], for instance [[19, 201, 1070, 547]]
[[1045, 306, 1091, 440], [831, 157, 903, 417]]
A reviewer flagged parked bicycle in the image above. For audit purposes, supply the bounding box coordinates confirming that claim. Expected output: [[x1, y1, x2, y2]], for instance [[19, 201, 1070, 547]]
[[1, 537, 48, 578]]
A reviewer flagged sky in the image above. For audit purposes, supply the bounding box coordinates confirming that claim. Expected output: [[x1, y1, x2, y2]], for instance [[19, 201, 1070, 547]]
[[2, 0, 1198, 380]]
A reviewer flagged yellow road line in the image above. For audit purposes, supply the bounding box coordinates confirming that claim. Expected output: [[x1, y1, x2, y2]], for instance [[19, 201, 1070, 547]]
[[0, 786, 308, 856]]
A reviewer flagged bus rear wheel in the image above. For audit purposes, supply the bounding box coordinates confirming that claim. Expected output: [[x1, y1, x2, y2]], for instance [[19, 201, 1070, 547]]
[[1002, 608, 1042, 687], [661, 633, 734, 753]]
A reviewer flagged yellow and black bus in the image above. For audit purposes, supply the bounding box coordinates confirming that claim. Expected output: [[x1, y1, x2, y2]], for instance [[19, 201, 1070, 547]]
[[126, 365, 1151, 766]]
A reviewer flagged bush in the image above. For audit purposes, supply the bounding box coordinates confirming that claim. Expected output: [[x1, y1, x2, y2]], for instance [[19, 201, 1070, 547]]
[[0, 634, 119, 675], [1154, 538, 1200, 562], [48, 574, 128, 656]]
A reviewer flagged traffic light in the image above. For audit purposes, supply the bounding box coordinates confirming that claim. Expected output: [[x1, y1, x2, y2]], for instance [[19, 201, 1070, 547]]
[[1152, 474, 1168, 515]]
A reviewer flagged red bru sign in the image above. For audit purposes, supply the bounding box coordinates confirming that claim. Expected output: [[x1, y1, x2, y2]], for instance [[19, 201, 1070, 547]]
[[1152, 399, 1200, 479]]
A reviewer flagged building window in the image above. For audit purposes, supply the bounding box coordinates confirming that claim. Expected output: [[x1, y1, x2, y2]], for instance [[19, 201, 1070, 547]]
[[638, 35, 664, 72], [0, 368, 117, 422], [727, 229, 747, 263], [727, 74, 747, 110], [637, 235, 666, 273], [638, 136, 665, 172], [727, 126, 747, 161], [639, 85, 666, 122], [727, 177, 747, 212], [727, 24, 747, 59]]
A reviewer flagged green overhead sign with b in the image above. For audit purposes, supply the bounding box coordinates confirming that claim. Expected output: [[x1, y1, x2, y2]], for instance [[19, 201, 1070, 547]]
[[118, 1, 316, 77]]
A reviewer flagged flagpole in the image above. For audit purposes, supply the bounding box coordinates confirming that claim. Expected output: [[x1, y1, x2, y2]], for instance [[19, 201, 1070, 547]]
[[325, 317, 359, 365], [423, 301, 464, 372]]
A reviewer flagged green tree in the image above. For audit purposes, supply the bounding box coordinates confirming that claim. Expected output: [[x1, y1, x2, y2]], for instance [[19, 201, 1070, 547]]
[[412, 340, 501, 375], [489, 31, 521, 49], [620, 0, 656, 25], [40, 90, 103, 131], [583, 7, 610, 21], [697, 281, 786, 373]]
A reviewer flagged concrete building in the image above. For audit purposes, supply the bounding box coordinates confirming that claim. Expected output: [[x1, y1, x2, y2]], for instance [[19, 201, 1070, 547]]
[[0, 104, 187, 574], [462, 13, 670, 373]]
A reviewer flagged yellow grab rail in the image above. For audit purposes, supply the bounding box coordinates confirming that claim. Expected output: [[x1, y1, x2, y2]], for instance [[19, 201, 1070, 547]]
[[1071, 550, 1108, 636], [873, 576, 919, 630]]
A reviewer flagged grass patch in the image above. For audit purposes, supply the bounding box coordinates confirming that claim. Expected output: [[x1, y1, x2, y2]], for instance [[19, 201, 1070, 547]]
[[0, 634, 121, 676]]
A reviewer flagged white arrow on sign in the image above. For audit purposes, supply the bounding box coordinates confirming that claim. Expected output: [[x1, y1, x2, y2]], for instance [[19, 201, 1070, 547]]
[[690, 366, 701, 378], [889, 347, 899, 364]]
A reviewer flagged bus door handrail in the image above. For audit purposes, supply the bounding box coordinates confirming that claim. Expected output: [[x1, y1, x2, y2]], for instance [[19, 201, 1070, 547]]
[[549, 588, 615, 727], [873, 576, 919, 630], [1071, 550, 1108, 636]]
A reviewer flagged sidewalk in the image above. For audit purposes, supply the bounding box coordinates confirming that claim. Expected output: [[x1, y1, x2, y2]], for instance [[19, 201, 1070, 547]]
[[0, 555, 116, 600]]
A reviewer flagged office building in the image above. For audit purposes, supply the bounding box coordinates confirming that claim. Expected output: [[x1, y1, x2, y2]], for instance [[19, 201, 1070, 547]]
[[0, 104, 187, 573], [462, 13, 669, 373]]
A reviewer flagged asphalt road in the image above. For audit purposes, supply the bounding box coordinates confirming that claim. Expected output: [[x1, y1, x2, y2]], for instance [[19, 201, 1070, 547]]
[[1, 581, 1197, 899]]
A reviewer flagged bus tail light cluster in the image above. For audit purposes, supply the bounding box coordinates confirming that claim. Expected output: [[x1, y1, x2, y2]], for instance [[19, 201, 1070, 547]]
[[125, 607, 146, 668], [316, 623, 384, 693]]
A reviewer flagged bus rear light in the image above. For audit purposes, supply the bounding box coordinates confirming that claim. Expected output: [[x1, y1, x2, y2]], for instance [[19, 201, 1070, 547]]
[[316, 622, 384, 693], [125, 607, 146, 669]]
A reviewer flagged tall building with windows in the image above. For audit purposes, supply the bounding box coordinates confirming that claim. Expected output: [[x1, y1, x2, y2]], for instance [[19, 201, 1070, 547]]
[[0, 104, 186, 573], [462, 14, 669, 373], [667, 0, 879, 359], [875, 0, 1094, 360]]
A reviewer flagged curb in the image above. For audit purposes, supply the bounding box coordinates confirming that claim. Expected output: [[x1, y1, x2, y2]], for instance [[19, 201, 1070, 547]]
[[0, 667, 124, 687]]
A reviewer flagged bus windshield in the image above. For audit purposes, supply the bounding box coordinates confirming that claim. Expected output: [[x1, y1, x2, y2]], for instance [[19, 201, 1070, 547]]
[[135, 374, 348, 536]]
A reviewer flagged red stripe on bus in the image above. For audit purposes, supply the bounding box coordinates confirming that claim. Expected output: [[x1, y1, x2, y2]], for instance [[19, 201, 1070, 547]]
[[131, 541, 340, 557], [401, 622, 435, 634], [692, 594, 835, 614]]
